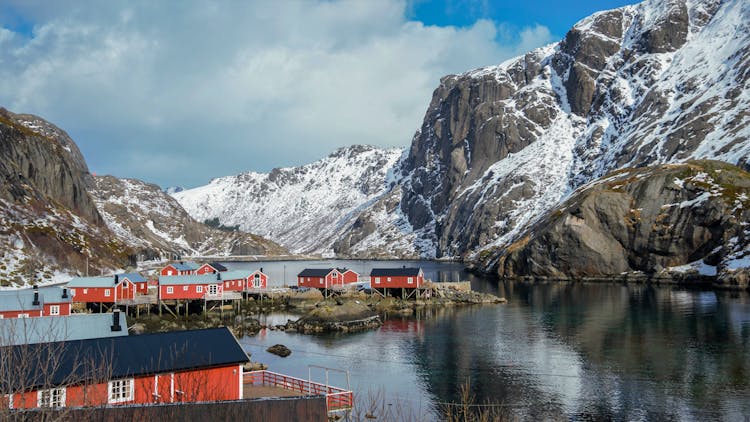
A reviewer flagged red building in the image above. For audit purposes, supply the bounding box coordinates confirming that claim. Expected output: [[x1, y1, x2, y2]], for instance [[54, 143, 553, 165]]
[[67, 275, 135, 303], [196, 262, 228, 275], [0, 286, 73, 318], [159, 274, 225, 300], [370, 267, 424, 289], [245, 269, 268, 291], [118, 273, 148, 295], [160, 261, 199, 277], [297, 268, 345, 289], [337, 268, 359, 284], [2, 327, 248, 409]]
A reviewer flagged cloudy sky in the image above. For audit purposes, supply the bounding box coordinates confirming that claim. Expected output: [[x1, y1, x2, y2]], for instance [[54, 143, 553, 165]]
[[0, 0, 634, 188]]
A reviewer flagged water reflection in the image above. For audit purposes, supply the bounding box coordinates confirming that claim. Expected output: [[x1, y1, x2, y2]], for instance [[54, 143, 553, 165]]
[[231, 261, 750, 420]]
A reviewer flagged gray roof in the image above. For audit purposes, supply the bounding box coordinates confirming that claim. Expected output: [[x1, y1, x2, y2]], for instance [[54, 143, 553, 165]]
[[167, 261, 200, 271], [298, 268, 336, 277], [0, 287, 72, 312], [370, 267, 423, 277], [118, 272, 146, 283], [66, 276, 117, 288], [220, 270, 255, 280], [159, 274, 224, 285], [0, 313, 128, 346]]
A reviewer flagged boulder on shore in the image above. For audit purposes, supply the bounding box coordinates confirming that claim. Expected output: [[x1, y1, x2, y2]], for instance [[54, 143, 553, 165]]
[[266, 344, 292, 357]]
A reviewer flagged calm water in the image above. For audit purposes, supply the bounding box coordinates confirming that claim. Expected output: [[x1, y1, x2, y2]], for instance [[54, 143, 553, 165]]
[[226, 260, 750, 421]]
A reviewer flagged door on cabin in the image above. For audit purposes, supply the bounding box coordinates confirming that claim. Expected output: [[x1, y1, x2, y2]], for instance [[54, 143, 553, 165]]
[[154, 373, 173, 403]]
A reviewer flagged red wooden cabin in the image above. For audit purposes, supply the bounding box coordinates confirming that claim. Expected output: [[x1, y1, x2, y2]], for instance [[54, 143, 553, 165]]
[[159, 274, 225, 300], [160, 261, 199, 277], [196, 262, 228, 275], [297, 268, 345, 289], [245, 269, 268, 291], [336, 268, 359, 284], [67, 275, 135, 304], [0, 286, 72, 319], [2, 327, 248, 410], [118, 273, 148, 295], [370, 267, 424, 289]]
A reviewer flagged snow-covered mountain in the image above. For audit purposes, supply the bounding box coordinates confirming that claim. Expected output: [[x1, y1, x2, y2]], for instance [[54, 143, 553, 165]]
[[173, 0, 749, 264], [172, 145, 403, 255], [339, 0, 750, 260], [91, 176, 287, 259]]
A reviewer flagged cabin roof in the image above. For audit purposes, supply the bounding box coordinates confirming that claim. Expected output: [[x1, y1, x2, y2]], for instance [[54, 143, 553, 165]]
[[298, 268, 336, 277], [370, 268, 423, 277], [167, 261, 200, 271], [159, 274, 224, 285], [66, 276, 118, 288], [0, 287, 72, 312], [206, 262, 228, 272], [220, 270, 254, 281], [0, 313, 129, 346], [118, 272, 146, 283], [1, 327, 248, 391], [336, 268, 358, 275]]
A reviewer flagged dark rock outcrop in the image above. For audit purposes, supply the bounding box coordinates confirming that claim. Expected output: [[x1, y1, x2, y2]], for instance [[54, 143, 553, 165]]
[[491, 161, 750, 285]]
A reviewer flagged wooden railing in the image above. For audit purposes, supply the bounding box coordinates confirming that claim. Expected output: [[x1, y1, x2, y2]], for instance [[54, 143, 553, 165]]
[[243, 370, 353, 412]]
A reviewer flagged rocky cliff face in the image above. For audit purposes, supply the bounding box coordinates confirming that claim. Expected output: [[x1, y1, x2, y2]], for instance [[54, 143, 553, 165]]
[[0, 109, 131, 286], [490, 160, 750, 287], [91, 176, 287, 259], [338, 0, 750, 260], [172, 145, 402, 255]]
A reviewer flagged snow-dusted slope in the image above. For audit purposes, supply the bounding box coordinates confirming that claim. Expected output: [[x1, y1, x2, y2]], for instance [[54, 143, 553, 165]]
[[173, 145, 402, 255], [91, 176, 286, 259], [341, 0, 750, 259]]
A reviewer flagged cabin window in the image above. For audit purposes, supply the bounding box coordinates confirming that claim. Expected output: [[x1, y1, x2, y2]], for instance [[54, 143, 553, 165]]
[[407, 277, 414, 284], [196, 285, 203, 293], [374, 277, 380, 284], [167, 270, 174, 275], [49, 305, 60, 316], [104, 289, 111, 297], [0, 315, 3, 319], [183, 286, 188, 291], [83, 288, 88, 294], [108, 379, 134, 404], [254, 274, 261, 288], [387, 277, 392, 282], [208, 284, 218, 295], [38, 387, 66, 408], [18, 314, 29, 318], [166, 286, 174, 294], [332, 272, 338, 278]]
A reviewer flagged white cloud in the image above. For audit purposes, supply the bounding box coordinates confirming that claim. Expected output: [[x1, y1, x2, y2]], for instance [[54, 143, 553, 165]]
[[0, 0, 554, 187]]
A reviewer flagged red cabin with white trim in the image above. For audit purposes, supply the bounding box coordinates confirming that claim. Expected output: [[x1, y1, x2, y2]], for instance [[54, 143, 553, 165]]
[[196, 262, 229, 275], [0, 286, 73, 319], [337, 268, 359, 284], [159, 274, 225, 300], [370, 268, 424, 289], [160, 261, 199, 277], [67, 275, 135, 304], [245, 270, 268, 291], [297, 268, 345, 289], [3, 328, 248, 410]]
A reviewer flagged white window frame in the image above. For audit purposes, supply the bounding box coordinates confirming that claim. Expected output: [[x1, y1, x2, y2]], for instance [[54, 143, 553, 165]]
[[196, 285, 203, 293], [374, 277, 380, 284], [104, 289, 111, 297], [108, 379, 134, 404], [407, 277, 414, 285], [38, 387, 66, 408], [49, 305, 60, 316], [387, 277, 392, 282], [183, 285, 188, 291], [167, 270, 174, 276], [166, 286, 174, 294], [208, 284, 218, 295], [254, 274, 261, 288], [83, 288, 88, 294], [17, 314, 29, 318]]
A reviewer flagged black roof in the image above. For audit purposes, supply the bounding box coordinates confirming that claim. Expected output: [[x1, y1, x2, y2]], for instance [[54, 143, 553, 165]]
[[298, 268, 335, 277], [207, 262, 228, 272], [370, 267, 422, 277], [1, 327, 248, 392]]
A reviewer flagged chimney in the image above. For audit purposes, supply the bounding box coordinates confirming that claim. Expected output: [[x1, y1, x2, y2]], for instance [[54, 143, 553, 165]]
[[260, 267, 263, 273], [32, 286, 40, 306], [111, 309, 122, 332], [62, 288, 68, 299], [217, 272, 221, 281], [114, 274, 119, 285]]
